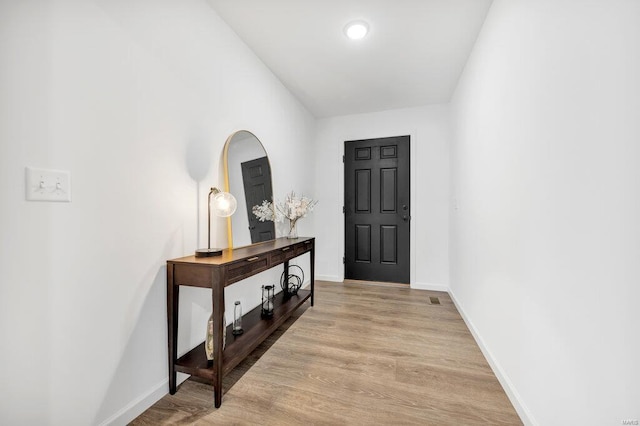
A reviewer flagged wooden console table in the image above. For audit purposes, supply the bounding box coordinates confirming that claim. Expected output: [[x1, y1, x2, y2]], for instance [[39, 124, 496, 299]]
[[166, 237, 315, 407]]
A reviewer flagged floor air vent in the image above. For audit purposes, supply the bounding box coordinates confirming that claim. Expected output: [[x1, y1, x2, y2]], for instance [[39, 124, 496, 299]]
[[429, 296, 441, 305]]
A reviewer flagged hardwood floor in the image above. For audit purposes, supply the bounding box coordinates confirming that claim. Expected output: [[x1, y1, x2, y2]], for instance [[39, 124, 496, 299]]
[[132, 281, 521, 425]]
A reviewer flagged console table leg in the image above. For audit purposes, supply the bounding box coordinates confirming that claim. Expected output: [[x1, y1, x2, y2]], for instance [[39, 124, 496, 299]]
[[212, 268, 225, 408], [167, 265, 179, 394], [310, 242, 315, 306], [214, 384, 222, 408]]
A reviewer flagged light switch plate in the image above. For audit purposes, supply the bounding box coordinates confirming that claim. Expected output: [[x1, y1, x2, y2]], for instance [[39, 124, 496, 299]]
[[25, 167, 71, 202]]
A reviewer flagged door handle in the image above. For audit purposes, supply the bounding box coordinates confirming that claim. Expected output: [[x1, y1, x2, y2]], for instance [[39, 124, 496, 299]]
[[403, 215, 410, 222]]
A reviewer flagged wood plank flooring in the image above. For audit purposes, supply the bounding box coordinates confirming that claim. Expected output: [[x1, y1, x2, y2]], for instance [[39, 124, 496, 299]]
[[131, 281, 522, 425]]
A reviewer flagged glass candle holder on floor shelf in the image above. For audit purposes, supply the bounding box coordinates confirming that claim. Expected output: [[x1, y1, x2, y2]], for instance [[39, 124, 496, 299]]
[[232, 301, 243, 335]]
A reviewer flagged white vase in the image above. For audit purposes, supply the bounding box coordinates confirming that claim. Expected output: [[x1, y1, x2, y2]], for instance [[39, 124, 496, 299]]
[[288, 218, 299, 239]]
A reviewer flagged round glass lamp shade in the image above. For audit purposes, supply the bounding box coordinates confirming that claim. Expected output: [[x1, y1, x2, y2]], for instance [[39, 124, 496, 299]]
[[211, 191, 237, 217], [195, 187, 238, 258]]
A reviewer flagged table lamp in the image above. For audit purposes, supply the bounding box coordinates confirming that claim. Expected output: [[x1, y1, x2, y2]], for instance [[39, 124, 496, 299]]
[[195, 187, 237, 257]]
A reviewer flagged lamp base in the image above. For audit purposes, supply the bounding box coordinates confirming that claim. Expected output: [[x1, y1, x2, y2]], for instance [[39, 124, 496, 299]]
[[195, 248, 223, 257]]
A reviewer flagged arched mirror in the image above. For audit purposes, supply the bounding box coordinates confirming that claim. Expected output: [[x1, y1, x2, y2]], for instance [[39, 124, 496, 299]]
[[223, 130, 275, 248]]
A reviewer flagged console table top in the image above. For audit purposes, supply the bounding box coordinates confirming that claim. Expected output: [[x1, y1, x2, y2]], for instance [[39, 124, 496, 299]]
[[168, 236, 314, 266]]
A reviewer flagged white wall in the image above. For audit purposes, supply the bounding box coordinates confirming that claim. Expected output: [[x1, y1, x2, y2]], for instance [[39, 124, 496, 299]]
[[314, 106, 450, 289], [0, 0, 314, 425], [450, 1, 640, 425]]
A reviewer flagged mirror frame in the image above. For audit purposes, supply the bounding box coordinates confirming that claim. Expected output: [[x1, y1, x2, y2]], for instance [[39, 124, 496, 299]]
[[222, 130, 274, 249]]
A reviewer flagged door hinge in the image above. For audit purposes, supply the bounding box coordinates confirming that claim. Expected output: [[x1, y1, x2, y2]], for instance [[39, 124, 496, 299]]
[[343, 256, 345, 264], [342, 206, 345, 213], [342, 155, 345, 163]]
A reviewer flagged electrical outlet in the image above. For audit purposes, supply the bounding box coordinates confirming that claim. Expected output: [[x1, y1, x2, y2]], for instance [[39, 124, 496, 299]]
[[25, 167, 71, 202]]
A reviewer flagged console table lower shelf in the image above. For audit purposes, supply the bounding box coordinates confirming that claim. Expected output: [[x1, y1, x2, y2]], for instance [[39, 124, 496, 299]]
[[175, 290, 311, 380]]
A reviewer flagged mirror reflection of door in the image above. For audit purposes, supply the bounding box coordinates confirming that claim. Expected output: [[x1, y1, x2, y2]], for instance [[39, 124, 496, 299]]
[[241, 156, 274, 243], [224, 131, 275, 248]]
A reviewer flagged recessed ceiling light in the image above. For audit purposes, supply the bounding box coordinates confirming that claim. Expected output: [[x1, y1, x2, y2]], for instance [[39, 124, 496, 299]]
[[344, 20, 369, 40]]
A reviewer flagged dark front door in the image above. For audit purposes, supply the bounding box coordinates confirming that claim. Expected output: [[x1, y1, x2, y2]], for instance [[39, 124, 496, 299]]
[[344, 136, 410, 283], [241, 156, 275, 243]]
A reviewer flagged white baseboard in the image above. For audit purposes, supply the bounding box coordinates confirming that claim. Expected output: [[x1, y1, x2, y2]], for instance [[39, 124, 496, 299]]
[[411, 282, 449, 292], [98, 378, 168, 426], [316, 274, 342, 282], [448, 289, 537, 426]]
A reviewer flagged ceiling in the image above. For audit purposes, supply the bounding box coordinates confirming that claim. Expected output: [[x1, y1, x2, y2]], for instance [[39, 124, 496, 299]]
[[207, 0, 493, 118]]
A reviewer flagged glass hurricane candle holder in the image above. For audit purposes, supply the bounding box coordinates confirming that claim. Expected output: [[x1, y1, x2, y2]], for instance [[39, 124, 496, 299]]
[[261, 285, 274, 318]]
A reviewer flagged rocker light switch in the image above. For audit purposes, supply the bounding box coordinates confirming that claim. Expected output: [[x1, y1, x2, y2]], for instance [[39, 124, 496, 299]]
[[25, 167, 71, 202]]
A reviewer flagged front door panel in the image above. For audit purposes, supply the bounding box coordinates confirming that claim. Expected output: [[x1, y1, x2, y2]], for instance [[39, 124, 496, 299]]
[[344, 136, 410, 283]]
